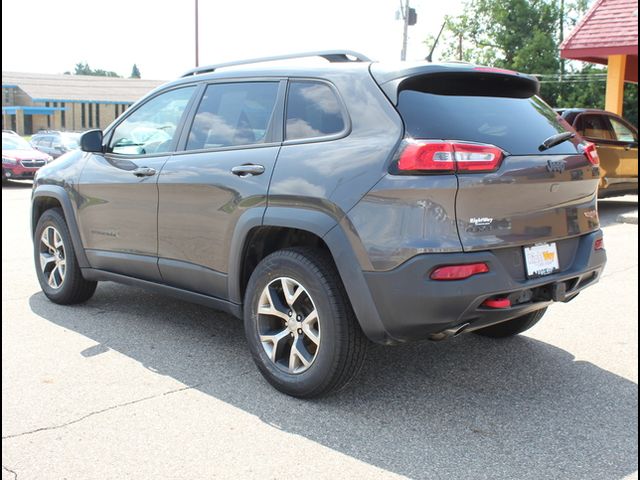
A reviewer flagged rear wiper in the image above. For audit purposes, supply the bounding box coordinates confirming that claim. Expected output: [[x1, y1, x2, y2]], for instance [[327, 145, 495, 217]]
[[539, 132, 576, 151]]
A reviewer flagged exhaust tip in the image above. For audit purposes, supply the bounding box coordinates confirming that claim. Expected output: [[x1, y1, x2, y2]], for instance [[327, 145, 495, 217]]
[[429, 322, 470, 341]]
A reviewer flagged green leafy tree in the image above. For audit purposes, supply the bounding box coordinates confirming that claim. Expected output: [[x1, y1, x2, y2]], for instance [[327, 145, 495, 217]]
[[435, 0, 637, 124], [130, 64, 141, 79], [74, 62, 121, 77]]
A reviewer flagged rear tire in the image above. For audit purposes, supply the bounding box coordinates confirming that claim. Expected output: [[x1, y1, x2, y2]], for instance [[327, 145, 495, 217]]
[[474, 308, 546, 338], [244, 247, 367, 398], [34, 208, 97, 305]]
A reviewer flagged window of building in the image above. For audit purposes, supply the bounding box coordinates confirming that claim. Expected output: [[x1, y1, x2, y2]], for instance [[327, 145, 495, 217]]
[[88, 104, 93, 128], [186, 82, 279, 150], [285, 81, 346, 141], [61, 102, 66, 129], [96, 104, 100, 128], [109, 86, 195, 155], [81, 104, 86, 129]]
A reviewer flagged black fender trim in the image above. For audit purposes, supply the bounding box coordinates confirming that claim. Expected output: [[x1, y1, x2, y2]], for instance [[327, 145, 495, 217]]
[[82, 268, 242, 318], [228, 206, 396, 344], [32, 185, 90, 268]]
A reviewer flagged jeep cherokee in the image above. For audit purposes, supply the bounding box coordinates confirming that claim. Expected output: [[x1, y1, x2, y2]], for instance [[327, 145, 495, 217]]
[[31, 51, 607, 397]]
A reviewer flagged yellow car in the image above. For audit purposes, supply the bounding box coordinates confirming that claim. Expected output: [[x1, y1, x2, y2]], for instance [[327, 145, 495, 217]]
[[559, 108, 638, 198]]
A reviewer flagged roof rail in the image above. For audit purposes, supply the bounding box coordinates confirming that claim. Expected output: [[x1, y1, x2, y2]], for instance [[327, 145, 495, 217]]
[[181, 50, 372, 78]]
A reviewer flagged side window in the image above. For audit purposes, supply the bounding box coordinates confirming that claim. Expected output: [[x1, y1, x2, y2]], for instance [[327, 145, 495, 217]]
[[38, 136, 52, 148], [608, 117, 637, 143], [285, 81, 346, 141], [576, 114, 615, 141], [109, 86, 195, 155], [186, 82, 279, 150]]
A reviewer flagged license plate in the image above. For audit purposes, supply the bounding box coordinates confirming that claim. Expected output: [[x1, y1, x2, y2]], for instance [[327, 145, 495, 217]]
[[524, 242, 560, 278]]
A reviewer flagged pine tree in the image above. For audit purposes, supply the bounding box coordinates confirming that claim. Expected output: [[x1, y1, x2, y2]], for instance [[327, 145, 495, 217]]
[[130, 64, 141, 79]]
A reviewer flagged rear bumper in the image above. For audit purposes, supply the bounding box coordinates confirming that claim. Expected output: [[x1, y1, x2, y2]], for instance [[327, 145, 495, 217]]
[[362, 231, 606, 343]]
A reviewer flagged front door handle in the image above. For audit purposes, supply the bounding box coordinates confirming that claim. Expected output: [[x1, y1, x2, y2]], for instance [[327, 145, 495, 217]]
[[231, 164, 265, 177], [133, 167, 157, 177]]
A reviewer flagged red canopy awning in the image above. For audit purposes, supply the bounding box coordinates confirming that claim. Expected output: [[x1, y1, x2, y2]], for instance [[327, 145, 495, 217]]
[[561, 0, 638, 82]]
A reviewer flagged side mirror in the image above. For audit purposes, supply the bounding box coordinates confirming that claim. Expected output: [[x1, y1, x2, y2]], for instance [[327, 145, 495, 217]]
[[80, 129, 104, 153]]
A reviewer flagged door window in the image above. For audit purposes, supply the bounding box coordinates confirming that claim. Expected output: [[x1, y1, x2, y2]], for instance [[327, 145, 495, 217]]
[[285, 81, 346, 141], [109, 86, 195, 155], [186, 82, 279, 150], [608, 117, 638, 143], [576, 115, 615, 141]]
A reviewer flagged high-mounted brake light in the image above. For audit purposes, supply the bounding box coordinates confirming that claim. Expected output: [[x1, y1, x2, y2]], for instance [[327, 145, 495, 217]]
[[582, 143, 600, 166], [430, 263, 490, 281], [474, 67, 519, 76], [397, 140, 504, 173]]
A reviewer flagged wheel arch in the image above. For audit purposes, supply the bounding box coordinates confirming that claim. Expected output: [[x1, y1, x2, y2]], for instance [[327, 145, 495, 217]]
[[32, 185, 90, 268], [228, 206, 394, 344]]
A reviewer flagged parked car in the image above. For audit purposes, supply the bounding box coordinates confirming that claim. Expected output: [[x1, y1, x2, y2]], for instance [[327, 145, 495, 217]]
[[31, 131, 81, 158], [2, 132, 52, 181], [2, 129, 20, 137], [31, 52, 606, 397], [558, 108, 638, 198]]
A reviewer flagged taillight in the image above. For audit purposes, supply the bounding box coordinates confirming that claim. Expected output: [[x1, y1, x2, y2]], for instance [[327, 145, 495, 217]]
[[430, 263, 490, 281], [397, 140, 504, 173], [582, 143, 600, 166], [594, 238, 604, 250]]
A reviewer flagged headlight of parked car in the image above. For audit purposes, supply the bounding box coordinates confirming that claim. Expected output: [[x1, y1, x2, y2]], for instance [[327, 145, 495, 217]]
[[46, 155, 53, 163], [2, 156, 17, 165]]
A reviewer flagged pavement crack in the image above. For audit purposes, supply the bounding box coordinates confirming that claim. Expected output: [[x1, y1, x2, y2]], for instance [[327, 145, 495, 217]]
[[601, 264, 638, 279], [1, 383, 204, 441], [2, 465, 17, 480]]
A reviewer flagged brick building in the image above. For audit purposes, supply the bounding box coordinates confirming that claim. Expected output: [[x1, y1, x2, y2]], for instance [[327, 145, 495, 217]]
[[2, 71, 164, 135]]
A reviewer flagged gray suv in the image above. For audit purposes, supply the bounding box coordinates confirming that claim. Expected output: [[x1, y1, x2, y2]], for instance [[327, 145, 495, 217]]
[[31, 51, 606, 397]]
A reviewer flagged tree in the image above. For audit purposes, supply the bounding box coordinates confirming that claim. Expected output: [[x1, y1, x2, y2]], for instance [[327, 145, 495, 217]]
[[73, 62, 121, 77], [130, 64, 141, 79], [435, 0, 637, 125]]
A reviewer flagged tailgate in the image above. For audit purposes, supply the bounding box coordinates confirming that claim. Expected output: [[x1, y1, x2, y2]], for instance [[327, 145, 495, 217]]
[[391, 69, 601, 252], [456, 153, 600, 251]]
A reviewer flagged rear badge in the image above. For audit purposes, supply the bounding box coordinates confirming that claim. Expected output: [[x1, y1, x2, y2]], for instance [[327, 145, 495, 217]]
[[547, 159, 566, 173], [470, 217, 493, 226]]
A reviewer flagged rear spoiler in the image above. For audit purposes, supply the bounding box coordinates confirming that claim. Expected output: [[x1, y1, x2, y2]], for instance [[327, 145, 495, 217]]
[[370, 63, 540, 104]]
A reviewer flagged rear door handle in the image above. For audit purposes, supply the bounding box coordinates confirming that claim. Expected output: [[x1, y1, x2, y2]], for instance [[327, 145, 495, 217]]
[[231, 164, 265, 177], [133, 167, 157, 177]]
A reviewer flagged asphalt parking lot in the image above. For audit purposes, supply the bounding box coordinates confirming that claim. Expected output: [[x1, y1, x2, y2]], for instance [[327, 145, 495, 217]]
[[2, 180, 638, 480]]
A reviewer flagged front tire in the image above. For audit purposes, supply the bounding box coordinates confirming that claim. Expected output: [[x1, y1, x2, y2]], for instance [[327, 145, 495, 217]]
[[474, 308, 547, 338], [34, 208, 97, 304], [244, 247, 367, 398]]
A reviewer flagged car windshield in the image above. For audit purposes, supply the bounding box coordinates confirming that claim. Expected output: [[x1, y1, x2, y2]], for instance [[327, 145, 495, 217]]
[[2, 135, 32, 150], [62, 134, 80, 148]]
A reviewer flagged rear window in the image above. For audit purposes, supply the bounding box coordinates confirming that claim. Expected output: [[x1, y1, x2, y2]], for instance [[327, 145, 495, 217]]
[[397, 90, 578, 156]]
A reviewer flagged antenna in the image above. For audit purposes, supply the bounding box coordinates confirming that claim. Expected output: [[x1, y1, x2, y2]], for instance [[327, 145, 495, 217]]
[[426, 21, 447, 62]]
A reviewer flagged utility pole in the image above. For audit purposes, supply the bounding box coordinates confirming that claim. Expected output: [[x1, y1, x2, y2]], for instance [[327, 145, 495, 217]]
[[400, 0, 409, 61], [195, 0, 200, 67]]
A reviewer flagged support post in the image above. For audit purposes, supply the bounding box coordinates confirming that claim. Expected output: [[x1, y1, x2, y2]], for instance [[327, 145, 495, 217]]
[[605, 54, 627, 115]]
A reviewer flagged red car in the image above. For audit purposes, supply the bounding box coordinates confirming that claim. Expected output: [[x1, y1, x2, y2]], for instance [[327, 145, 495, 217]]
[[2, 132, 52, 181]]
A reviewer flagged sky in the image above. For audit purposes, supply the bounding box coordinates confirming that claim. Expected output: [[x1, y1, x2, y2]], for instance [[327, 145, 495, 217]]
[[1, 0, 463, 80]]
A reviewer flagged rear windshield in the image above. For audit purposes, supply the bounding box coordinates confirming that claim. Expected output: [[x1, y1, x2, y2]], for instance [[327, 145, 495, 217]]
[[397, 90, 578, 155]]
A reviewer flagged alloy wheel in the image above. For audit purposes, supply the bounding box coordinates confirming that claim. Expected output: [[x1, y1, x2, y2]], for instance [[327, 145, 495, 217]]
[[39, 226, 66, 289], [257, 277, 321, 374]]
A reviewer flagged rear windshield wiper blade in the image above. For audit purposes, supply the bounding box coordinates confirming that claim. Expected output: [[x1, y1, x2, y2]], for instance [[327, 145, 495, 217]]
[[539, 132, 576, 151]]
